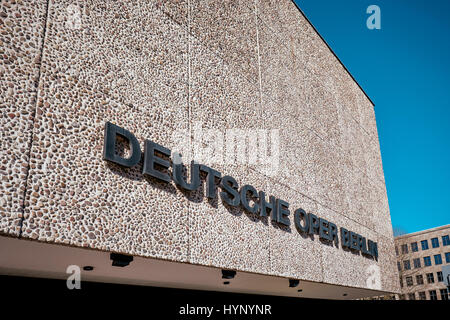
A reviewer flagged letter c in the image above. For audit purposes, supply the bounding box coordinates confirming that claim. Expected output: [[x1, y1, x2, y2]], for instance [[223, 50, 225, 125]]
[[240, 185, 259, 214]]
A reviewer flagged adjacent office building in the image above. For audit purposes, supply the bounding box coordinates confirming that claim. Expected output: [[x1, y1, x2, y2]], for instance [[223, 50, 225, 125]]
[[0, 0, 400, 299], [395, 225, 450, 300]]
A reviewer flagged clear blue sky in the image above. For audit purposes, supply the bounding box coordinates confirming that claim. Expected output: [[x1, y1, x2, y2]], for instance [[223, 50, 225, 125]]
[[294, 0, 450, 234]]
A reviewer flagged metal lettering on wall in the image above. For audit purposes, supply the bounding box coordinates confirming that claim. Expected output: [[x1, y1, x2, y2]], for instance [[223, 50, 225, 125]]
[[103, 122, 379, 261]]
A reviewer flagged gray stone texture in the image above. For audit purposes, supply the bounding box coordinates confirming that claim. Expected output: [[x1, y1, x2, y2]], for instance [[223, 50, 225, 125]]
[[20, 0, 190, 261], [0, 0, 48, 236], [0, 0, 398, 293]]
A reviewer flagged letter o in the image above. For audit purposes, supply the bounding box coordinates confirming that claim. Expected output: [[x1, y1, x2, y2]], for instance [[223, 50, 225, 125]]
[[294, 208, 309, 234]]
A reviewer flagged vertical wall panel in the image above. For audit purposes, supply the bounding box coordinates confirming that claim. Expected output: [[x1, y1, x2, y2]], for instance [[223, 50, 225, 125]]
[[0, 0, 48, 236]]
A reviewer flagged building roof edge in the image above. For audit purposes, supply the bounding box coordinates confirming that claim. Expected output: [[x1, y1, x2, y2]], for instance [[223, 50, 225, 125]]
[[394, 225, 450, 240], [290, 0, 375, 107]]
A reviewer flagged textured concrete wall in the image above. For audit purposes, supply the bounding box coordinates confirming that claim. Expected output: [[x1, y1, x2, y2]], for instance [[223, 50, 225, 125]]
[[0, 0, 399, 293], [0, 0, 48, 235]]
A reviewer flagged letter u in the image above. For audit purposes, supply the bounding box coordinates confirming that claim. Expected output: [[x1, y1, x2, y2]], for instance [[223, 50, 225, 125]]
[[172, 157, 200, 191]]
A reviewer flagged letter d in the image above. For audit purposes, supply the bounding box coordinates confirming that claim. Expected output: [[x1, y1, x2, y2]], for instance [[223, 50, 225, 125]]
[[103, 122, 142, 167]]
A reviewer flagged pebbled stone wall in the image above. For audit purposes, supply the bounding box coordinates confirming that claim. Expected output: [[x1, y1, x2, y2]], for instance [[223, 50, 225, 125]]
[[0, 0, 400, 293], [0, 0, 48, 236]]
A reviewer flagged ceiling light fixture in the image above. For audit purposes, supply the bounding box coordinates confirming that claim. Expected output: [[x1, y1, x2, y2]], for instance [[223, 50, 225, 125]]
[[289, 279, 299, 288], [221, 269, 236, 279], [110, 253, 133, 267]]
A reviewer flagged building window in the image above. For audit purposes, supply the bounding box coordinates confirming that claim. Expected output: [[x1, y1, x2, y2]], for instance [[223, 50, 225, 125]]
[[401, 244, 408, 254], [397, 261, 401, 271], [434, 254, 442, 265], [395, 246, 399, 256], [413, 258, 421, 268], [399, 276, 403, 288], [416, 274, 424, 285], [437, 271, 443, 282], [408, 293, 415, 300], [429, 290, 437, 300], [403, 260, 411, 270], [440, 288, 449, 300], [418, 291, 426, 300], [431, 237, 439, 248], [423, 256, 432, 266], [442, 235, 450, 246], [445, 252, 450, 263], [421, 240, 429, 250], [426, 273, 434, 284], [411, 242, 418, 252], [405, 276, 413, 286]]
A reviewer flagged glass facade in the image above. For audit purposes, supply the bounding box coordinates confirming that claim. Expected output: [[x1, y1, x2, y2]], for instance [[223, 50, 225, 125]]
[[421, 240, 429, 250], [403, 260, 411, 270], [434, 254, 442, 265], [429, 290, 437, 300], [442, 235, 450, 246], [401, 244, 408, 254], [431, 237, 439, 248], [440, 289, 449, 300], [406, 276, 413, 286]]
